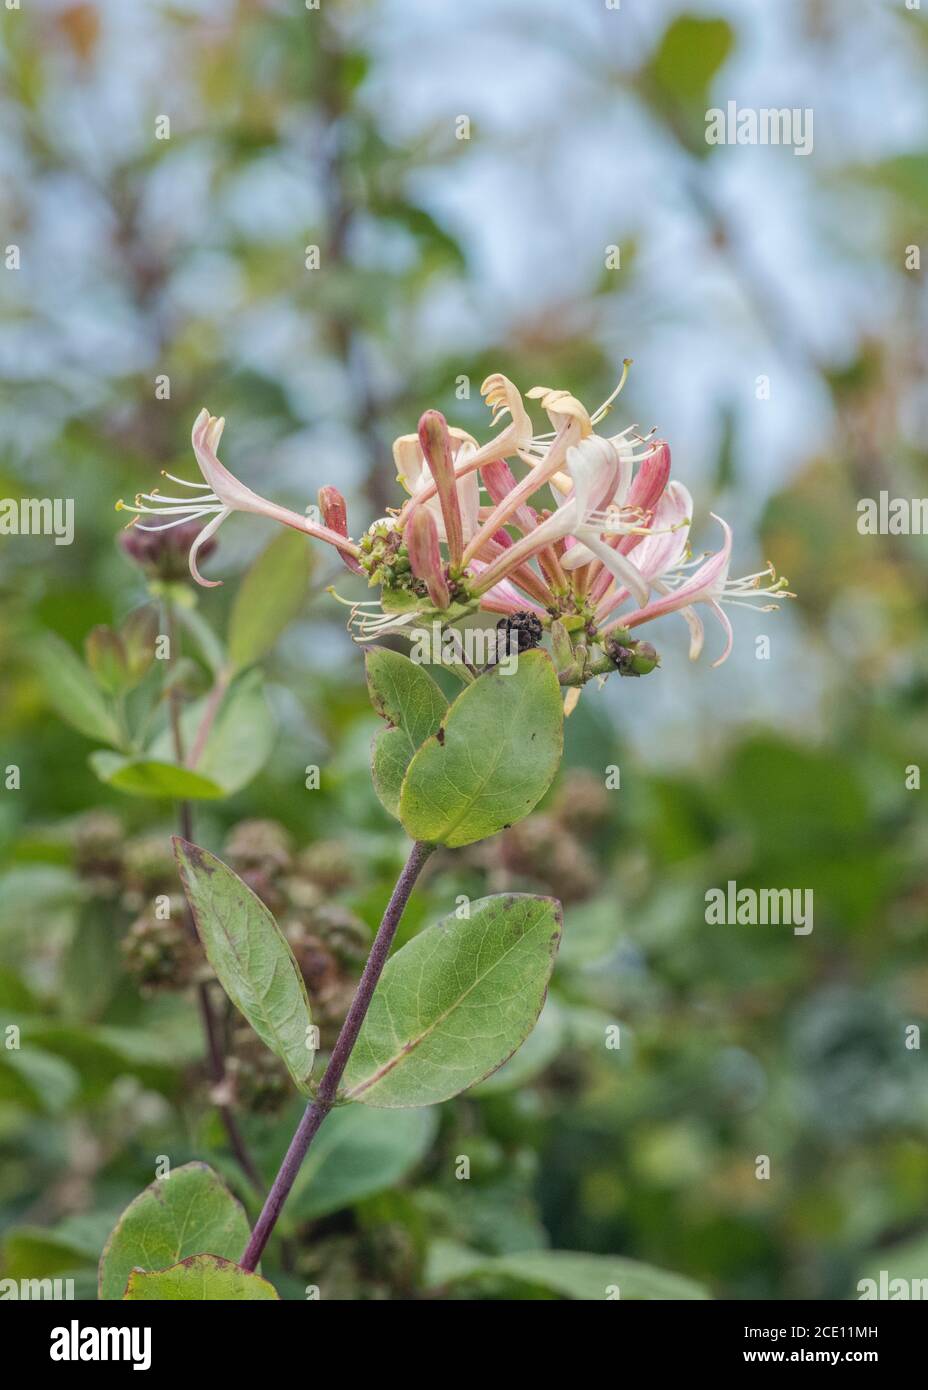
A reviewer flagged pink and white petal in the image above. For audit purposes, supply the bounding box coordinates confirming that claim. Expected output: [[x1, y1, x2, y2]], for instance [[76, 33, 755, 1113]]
[[706, 599, 734, 667], [188, 509, 230, 588], [629, 482, 693, 580], [679, 604, 705, 661], [574, 527, 650, 605]]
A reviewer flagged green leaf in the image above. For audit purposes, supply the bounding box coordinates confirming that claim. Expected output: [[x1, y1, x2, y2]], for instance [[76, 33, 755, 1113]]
[[98, 1163, 252, 1300], [344, 893, 561, 1107], [425, 1243, 710, 1300], [61, 911, 121, 1020], [174, 839, 314, 1092], [365, 646, 447, 817], [191, 673, 277, 794], [491, 1250, 709, 1300], [3, 1214, 113, 1279], [149, 670, 277, 796], [473, 996, 565, 1095], [34, 633, 122, 746], [228, 529, 313, 671], [0, 1047, 79, 1113], [89, 751, 225, 800], [176, 602, 226, 676], [398, 650, 563, 847], [84, 626, 130, 695], [288, 1104, 437, 1222], [124, 1254, 279, 1301], [644, 14, 735, 155], [648, 14, 733, 105]]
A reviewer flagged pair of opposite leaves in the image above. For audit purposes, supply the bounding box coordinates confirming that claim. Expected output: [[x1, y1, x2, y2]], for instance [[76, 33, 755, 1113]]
[[175, 649, 567, 1111]]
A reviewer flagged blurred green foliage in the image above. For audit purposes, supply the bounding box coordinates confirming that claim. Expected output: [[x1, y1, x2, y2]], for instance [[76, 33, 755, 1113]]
[[0, 1, 926, 1300]]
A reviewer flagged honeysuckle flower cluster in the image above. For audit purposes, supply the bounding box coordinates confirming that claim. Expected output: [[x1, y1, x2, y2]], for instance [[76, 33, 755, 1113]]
[[118, 370, 793, 694]]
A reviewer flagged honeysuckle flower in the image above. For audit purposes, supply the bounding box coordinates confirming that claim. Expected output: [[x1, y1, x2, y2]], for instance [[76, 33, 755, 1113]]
[[395, 374, 535, 528], [563, 456, 684, 603], [524, 385, 593, 439], [474, 433, 655, 604], [116, 368, 792, 677], [471, 435, 607, 591], [117, 410, 360, 587], [604, 514, 793, 666]]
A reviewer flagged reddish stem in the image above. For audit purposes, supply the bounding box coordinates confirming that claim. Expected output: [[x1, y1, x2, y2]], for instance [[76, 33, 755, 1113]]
[[240, 839, 435, 1272]]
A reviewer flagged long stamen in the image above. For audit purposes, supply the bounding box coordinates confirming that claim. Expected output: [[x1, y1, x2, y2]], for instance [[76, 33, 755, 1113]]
[[161, 471, 212, 490], [134, 513, 216, 533], [590, 358, 632, 425]]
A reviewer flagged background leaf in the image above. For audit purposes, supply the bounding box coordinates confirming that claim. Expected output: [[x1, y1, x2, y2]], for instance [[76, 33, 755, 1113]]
[[399, 651, 564, 847], [287, 1103, 438, 1222], [344, 893, 562, 1107], [34, 634, 121, 746], [124, 1254, 279, 1301], [174, 839, 315, 1091], [643, 13, 735, 155], [426, 1242, 710, 1300], [228, 529, 314, 671], [89, 752, 224, 800], [149, 670, 277, 796], [98, 1163, 251, 1300]]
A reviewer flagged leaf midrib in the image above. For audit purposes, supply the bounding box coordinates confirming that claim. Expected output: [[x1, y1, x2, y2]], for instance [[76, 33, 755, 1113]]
[[344, 902, 554, 1100], [409, 662, 541, 842]]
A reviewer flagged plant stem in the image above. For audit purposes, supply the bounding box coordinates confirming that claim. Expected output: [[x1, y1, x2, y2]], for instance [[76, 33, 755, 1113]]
[[163, 596, 262, 1193], [240, 838, 435, 1272], [186, 666, 230, 769]]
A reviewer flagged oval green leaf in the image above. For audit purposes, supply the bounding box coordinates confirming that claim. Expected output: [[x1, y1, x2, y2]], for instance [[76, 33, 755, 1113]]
[[35, 633, 122, 746], [228, 529, 313, 671], [174, 838, 314, 1092], [124, 1254, 279, 1301], [288, 1103, 438, 1222], [365, 646, 447, 818], [343, 893, 562, 1107], [89, 751, 225, 800], [98, 1163, 252, 1300], [398, 649, 563, 847], [148, 670, 276, 797]]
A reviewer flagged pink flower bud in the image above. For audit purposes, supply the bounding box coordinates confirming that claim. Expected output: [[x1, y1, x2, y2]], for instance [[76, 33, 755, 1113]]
[[417, 410, 464, 568], [319, 486, 362, 573], [407, 505, 450, 610]]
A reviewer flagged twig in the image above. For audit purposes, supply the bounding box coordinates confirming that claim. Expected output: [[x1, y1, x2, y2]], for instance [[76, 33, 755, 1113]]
[[240, 838, 435, 1271]]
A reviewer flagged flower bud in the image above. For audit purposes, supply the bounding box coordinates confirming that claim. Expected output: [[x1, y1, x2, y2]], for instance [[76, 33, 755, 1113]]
[[119, 517, 217, 582], [605, 638, 661, 676], [417, 410, 464, 567], [319, 487, 362, 573], [406, 505, 450, 610]]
